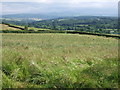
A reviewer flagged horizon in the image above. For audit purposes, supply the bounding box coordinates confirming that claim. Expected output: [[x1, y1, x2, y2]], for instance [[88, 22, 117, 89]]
[[2, 13, 118, 18]]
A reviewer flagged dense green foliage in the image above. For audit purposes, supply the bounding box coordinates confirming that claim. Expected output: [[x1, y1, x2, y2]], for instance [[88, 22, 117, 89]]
[[1, 23, 119, 39], [2, 34, 118, 88], [29, 16, 118, 34], [2, 16, 118, 34]]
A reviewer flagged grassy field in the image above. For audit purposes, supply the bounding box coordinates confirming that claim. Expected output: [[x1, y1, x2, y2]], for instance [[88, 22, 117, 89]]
[[0, 24, 22, 31], [2, 33, 118, 88], [1, 24, 51, 31]]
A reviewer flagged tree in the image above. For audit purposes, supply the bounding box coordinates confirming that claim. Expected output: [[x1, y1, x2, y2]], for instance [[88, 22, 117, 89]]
[[24, 25, 28, 30]]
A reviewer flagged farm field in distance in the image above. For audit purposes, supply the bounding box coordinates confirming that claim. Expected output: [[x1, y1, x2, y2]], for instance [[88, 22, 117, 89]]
[[0, 24, 22, 31], [2, 33, 118, 88], [1, 24, 51, 32]]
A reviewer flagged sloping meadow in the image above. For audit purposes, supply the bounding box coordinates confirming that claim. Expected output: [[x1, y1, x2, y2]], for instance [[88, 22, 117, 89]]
[[2, 33, 119, 88]]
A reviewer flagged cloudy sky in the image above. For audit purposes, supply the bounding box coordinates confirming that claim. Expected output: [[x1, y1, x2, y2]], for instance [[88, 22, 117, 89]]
[[1, 0, 119, 16]]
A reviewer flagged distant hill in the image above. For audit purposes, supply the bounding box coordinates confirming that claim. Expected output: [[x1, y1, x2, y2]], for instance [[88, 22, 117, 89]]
[[1, 15, 118, 34], [2, 14, 65, 20], [2, 14, 68, 26], [28, 16, 118, 34]]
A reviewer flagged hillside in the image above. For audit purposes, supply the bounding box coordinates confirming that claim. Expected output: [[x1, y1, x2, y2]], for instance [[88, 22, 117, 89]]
[[1, 23, 51, 32], [29, 16, 118, 34], [0, 24, 22, 31], [2, 16, 118, 34], [1, 17, 119, 88], [1, 23, 120, 39], [2, 33, 118, 88]]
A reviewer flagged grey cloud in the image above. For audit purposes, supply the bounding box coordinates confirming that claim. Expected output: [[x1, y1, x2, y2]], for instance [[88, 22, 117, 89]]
[[1, 2, 118, 16]]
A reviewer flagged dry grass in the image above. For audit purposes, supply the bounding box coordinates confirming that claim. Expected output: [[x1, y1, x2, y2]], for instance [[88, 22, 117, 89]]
[[0, 24, 21, 31], [1, 24, 51, 31]]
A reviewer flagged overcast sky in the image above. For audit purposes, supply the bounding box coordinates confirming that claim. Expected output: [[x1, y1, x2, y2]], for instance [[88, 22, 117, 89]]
[[1, 0, 119, 16]]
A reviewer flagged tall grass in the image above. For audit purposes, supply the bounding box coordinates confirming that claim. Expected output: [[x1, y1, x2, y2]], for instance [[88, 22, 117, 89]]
[[0, 33, 2, 89], [2, 33, 118, 88]]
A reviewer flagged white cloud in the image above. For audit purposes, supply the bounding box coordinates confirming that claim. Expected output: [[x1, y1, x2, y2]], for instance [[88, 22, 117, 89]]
[[2, 0, 119, 3], [2, 0, 53, 3], [1, 0, 118, 16], [68, 1, 117, 8], [1, 0, 119, 8], [69, 0, 118, 3], [2, 3, 43, 14]]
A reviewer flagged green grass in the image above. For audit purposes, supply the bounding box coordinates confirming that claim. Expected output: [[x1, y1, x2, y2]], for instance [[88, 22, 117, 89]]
[[2, 33, 119, 88]]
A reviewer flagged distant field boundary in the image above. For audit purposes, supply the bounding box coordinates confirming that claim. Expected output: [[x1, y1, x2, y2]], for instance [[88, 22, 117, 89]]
[[2, 30, 120, 39], [1, 23, 120, 39], [67, 31, 120, 39], [2, 23, 25, 30]]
